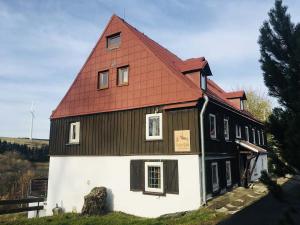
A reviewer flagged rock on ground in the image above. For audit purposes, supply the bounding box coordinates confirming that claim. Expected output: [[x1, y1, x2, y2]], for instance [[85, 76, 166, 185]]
[[81, 187, 107, 216]]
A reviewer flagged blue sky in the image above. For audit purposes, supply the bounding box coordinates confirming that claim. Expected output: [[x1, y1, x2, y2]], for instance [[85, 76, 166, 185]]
[[1, 0, 300, 139]]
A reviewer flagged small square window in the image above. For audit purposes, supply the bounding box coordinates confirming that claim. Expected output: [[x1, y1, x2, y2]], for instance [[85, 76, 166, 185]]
[[211, 162, 219, 192], [106, 33, 121, 49], [117, 66, 129, 86], [146, 113, 163, 140], [226, 161, 232, 186], [98, 71, 109, 89], [209, 114, 216, 139], [145, 161, 164, 193], [69, 122, 80, 144], [224, 118, 229, 141]]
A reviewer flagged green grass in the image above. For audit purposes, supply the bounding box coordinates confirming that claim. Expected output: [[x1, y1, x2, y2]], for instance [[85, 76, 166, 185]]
[[0, 208, 226, 225]]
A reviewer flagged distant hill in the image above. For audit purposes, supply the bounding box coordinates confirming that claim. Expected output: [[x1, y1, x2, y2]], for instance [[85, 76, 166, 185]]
[[0, 137, 48, 148]]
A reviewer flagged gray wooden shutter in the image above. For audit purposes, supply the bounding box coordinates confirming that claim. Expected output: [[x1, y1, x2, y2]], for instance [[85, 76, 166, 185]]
[[130, 160, 144, 191], [164, 160, 179, 194]]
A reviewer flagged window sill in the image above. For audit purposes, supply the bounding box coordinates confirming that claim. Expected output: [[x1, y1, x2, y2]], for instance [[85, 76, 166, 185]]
[[143, 191, 165, 196], [145, 138, 163, 142], [97, 87, 109, 90], [66, 142, 80, 146], [117, 83, 129, 87]]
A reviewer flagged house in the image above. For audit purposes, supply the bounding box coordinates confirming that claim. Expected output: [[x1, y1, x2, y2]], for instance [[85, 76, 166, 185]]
[[45, 15, 268, 218]]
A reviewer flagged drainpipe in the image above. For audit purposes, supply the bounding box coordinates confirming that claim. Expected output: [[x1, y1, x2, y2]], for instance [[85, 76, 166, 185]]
[[200, 95, 209, 205]]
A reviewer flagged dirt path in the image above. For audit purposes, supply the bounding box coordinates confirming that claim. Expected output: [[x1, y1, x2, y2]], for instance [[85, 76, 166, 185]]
[[218, 177, 300, 225]]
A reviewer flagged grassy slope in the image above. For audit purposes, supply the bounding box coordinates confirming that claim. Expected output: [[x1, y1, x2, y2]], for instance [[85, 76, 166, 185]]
[[0, 209, 226, 225], [0, 137, 48, 149]]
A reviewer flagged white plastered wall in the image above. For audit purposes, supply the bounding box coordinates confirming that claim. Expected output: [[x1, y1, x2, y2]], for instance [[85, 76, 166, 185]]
[[45, 155, 202, 218], [250, 154, 268, 181]]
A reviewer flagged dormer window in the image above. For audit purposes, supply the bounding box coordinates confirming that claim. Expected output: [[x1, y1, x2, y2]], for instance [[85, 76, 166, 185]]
[[201, 73, 207, 90], [240, 100, 244, 110], [107, 33, 121, 49]]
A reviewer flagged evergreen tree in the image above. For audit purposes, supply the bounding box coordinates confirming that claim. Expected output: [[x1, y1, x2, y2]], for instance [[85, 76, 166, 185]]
[[259, 0, 300, 171]]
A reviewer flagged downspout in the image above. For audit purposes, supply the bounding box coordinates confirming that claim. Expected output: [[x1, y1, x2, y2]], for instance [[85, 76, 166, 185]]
[[200, 95, 209, 205]]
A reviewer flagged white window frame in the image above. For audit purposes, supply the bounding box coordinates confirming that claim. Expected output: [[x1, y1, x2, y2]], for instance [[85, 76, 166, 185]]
[[146, 113, 163, 140], [209, 114, 217, 139], [145, 161, 164, 193], [240, 100, 244, 110], [235, 124, 241, 138], [262, 131, 265, 145], [258, 130, 261, 145], [225, 161, 232, 186], [69, 122, 80, 144], [252, 128, 256, 144], [224, 118, 229, 141], [245, 126, 249, 142], [211, 162, 219, 192]]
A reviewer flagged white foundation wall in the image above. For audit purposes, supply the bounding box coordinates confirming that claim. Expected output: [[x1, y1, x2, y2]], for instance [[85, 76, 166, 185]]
[[251, 154, 268, 181], [46, 155, 202, 218]]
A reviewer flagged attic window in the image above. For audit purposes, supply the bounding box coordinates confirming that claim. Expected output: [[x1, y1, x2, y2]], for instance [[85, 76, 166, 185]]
[[240, 100, 244, 110], [117, 66, 129, 86], [98, 70, 109, 89], [201, 73, 207, 90], [107, 33, 121, 49]]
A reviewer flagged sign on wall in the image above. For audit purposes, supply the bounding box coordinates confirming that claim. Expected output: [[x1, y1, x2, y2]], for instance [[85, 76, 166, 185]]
[[174, 130, 191, 152]]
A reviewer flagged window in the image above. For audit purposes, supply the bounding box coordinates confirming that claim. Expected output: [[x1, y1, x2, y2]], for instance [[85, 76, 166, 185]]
[[245, 126, 249, 142], [106, 33, 121, 49], [117, 66, 129, 86], [235, 124, 241, 138], [145, 161, 164, 193], [201, 73, 207, 90], [225, 161, 232, 186], [209, 114, 216, 139], [211, 162, 219, 192], [224, 118, 229, 141], [240, 100, 244, 110], [146, 113, 163, 140], [98, 71, 109, 89], [258, 130, 261, 145], [262, 131, 265, 145], [69, 122, 80, 144], [252, 128, 256, 144]]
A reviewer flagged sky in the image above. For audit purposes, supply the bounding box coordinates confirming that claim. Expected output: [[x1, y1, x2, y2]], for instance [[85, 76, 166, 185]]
[[1, 0, 300, 139]]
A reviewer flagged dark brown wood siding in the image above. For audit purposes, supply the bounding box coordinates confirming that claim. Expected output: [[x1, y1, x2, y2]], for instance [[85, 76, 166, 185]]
[[49, 106, 200, 156], [203, 99, 266, 156]]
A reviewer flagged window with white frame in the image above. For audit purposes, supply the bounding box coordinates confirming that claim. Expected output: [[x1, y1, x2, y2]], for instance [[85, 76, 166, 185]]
[[145, 161, 164, 193], [209, 114, 217, 139], [258, 130, 261, 145], [146, 113, 163, 140], [240, 100, 244, 110], [252, 128, 256, 144], [235, 124, 241, 138], [211, 162, 219, 192], [225, 161, 232, 186], [224, 118, 229, 141], [245, 126, 249, 142], [262, 131, 265, 145], [69, 122, 80, 144]]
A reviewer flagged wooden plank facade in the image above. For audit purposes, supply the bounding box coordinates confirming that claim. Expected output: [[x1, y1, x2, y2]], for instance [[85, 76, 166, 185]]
[[49, 106, 200, 156]]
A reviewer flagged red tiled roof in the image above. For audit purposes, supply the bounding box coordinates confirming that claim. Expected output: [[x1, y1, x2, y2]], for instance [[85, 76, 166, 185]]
[[51, 14, 260, 123], [224, 91, 246, 100]]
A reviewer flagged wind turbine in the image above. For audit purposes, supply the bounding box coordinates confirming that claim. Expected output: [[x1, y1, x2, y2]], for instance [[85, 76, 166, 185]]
[[29, 102, 35, 140]]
